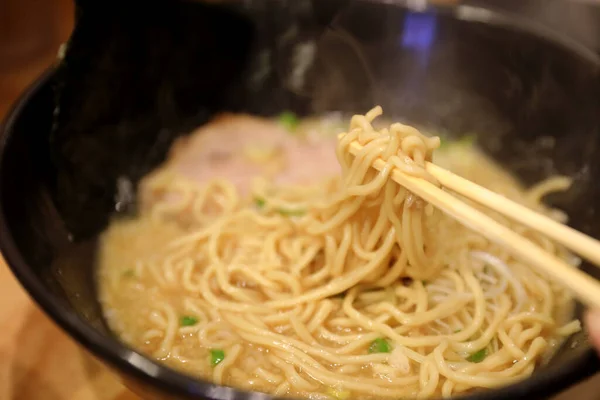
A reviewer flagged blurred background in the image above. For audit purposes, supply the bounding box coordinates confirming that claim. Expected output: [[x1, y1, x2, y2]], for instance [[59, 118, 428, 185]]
[[0, 0, 600, 399], [0, 0, 73, 115]]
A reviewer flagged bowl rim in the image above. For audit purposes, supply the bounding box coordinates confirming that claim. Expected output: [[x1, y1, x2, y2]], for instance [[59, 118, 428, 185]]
[[1, 2, 600, 399]]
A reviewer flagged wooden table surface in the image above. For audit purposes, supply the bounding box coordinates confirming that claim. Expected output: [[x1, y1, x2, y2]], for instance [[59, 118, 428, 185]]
[[1, 1, 600, 399], [0, 257, 141, 400]]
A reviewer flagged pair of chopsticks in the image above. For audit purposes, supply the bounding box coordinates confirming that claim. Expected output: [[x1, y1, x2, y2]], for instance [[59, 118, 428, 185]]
[[345, 139, 600, 309]]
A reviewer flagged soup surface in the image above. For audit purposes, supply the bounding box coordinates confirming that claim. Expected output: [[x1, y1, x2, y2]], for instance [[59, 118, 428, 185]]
[[98, 111, 579, 399]]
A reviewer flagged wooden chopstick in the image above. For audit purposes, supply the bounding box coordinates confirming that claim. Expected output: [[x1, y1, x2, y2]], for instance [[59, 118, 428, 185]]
[[426, 162, 600, 268], [346, 140, 600, 308]]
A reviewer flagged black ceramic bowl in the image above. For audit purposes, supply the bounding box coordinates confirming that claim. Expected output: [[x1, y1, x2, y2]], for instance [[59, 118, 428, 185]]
[[2, 1, 600, 399]]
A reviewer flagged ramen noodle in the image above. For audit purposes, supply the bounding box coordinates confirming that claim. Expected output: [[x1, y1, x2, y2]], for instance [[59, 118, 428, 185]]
[[98, 107, 579, 399]]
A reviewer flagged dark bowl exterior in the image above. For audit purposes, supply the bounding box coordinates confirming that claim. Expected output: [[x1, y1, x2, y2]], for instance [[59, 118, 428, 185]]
[[2, 1, 600, 399]]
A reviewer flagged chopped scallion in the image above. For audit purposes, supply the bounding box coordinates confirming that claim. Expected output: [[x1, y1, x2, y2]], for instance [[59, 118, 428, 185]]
[[180, 316, 199, 327], [459, 134, 476, 146], [210, 349, 225, 366], [254, 197, 266, 208], [122, 269, 135, 278], [278, 111, 300, 131], [368, 338, 391, 354], [277, 208, 306, 217], [466, 348, 487, 363], [439, 134, 476, 150]]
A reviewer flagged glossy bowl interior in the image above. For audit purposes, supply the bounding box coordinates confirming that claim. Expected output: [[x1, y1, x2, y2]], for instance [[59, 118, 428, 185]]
[[2, 1, 600, 399]]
